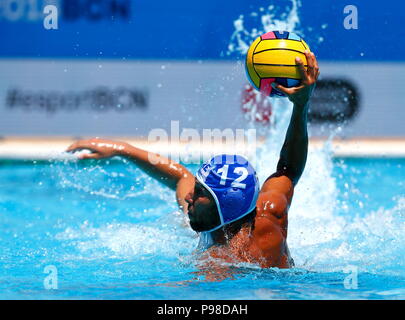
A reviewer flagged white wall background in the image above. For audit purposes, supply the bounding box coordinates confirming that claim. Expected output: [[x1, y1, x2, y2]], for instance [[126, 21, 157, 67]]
[[0, 59, 404, 138]]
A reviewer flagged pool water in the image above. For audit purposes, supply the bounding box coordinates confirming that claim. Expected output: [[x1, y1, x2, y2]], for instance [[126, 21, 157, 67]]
[[0, 154, 404, 300]]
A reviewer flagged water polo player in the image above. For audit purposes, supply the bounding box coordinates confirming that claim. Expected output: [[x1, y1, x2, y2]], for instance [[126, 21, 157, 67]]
[[67, 51, 319, 269]]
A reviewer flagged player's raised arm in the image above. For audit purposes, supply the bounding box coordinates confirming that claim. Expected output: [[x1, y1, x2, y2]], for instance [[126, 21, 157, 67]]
[[266, 51, 319, 187], [66, 138, 195, 210]]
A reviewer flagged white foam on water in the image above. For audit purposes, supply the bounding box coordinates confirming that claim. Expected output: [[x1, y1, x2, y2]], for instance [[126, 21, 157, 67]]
[[290, 196, 405, 275], [55, 212, 197, 260]]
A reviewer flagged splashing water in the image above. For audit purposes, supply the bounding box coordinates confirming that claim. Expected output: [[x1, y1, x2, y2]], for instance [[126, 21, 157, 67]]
[[226, 0, 405, 282], [227, 0, 302, 56], [1, 157, 403, 299], [229, 0, 303, 132]]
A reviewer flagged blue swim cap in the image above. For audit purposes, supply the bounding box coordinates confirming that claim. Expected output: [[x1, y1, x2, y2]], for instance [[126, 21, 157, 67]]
[[195, 154, 260, 232]]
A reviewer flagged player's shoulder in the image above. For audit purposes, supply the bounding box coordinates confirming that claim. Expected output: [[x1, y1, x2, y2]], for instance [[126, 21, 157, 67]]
[[255, 189, 289, 220], [251, 189, 289, 246], [261, 174, 294, 196]]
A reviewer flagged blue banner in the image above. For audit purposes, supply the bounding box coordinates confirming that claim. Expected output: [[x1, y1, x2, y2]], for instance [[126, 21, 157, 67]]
[[0, 0, 403, 61]]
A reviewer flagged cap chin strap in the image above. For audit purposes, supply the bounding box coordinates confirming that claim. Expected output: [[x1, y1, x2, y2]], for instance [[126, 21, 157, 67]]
[[195, 172, 224, 232]]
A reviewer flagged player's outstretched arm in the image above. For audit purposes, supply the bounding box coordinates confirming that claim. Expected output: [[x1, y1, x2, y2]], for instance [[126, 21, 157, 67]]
[[66, 138, 195, 210], [270, 50, 320, 186]]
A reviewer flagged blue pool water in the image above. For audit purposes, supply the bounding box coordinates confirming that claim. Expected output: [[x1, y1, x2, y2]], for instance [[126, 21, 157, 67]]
[[0, 154, 404, 300]]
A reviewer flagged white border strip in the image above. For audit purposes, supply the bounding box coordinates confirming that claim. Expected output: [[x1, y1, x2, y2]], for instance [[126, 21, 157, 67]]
[[0, 137, 405, 159]]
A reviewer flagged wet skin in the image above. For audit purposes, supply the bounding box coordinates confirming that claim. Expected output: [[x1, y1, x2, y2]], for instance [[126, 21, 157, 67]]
[[185, 176, 294, 269], [185, 181, 220, 232]]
